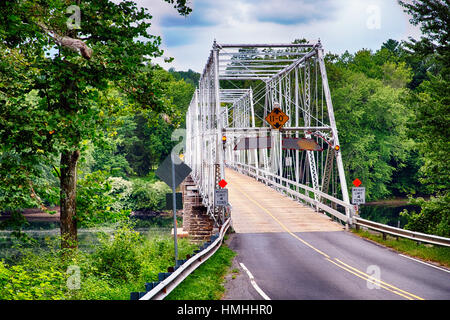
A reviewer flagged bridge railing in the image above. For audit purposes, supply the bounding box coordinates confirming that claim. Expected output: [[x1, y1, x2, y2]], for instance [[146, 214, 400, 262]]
[[228, 162, 355, 226]]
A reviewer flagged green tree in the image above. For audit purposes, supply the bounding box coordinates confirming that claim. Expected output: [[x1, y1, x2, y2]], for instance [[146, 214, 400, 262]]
[[0, 0, 191, 249], [331, 70, 414, 200], [113, 69, 195, 176], [398, 0, 450, 235], [398, 0, 450, 77]]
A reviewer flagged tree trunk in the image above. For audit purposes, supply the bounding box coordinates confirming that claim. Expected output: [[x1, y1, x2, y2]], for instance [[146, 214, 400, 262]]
[[60, 149, 80, 250]]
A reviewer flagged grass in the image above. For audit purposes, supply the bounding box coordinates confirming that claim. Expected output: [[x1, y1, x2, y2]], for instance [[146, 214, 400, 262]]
[[352, 229, 450, 268], [165, 243, 236, 300]]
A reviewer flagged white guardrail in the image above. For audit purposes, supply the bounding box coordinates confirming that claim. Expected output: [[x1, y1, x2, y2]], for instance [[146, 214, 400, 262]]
[[133, 217, 232, 300], [354, 216, 450, 247]]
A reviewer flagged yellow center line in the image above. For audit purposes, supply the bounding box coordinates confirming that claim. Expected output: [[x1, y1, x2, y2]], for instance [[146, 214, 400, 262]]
[[232, 183, 425, 300], [325, 258, 415, 300], [334, 258, 425, 300], [233, 184, 330, 259]]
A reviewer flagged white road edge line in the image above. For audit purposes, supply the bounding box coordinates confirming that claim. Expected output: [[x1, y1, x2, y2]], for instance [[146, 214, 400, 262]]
[[399, 254, 450, 274], [239, 262, 271, 300]]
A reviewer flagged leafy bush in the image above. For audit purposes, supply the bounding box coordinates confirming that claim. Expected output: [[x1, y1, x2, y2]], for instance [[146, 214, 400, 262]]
[[128, 179, 171, 212], [0, 260, 66, 300], [0, 242, 67, 301], [93, 223, 143, 283], [76, 171, 130, 227], [107, 177, 133, 212], [401, 193, 450, 237]]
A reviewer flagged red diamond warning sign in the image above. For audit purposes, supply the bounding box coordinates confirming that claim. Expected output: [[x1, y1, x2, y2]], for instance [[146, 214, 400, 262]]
[[218, 179, 227, 188], [265, 106, 289, 130], [352, 178, 362, 187]]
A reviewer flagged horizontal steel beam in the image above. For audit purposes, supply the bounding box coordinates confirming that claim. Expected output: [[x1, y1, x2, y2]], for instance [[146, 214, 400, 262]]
[[219, 59, 298, 63], [218, 43, 316, 48], [219, 77, 269, 80], [220, 65, 291, 69], [219, 52, 308, 56], [223, 126, 332, 132], [220, 71, 280, 74], [281, 126, 332, 131]]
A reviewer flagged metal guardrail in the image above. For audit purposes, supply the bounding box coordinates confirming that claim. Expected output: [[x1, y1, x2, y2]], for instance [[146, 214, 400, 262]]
[[132, 217, 232, 300], [354, 216, 450, 247]]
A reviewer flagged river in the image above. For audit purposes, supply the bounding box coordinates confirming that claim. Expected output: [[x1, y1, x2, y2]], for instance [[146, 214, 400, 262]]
[[358, 201, 420, 228]]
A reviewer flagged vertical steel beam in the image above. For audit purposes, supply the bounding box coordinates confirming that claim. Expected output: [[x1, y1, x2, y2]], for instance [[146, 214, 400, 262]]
[[295, 67, 300, 191], [213, 42, 224, 223], [303, 61, 319, 200], [249, 88, 259, 175], [317, 45, 351, 226]]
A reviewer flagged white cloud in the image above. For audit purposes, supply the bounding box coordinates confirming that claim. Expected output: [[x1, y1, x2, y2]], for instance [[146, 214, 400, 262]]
[[133, 0, 422, 73]]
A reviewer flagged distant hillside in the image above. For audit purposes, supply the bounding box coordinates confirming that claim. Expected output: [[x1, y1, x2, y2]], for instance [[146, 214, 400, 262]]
[[168, 68, 200, 87]]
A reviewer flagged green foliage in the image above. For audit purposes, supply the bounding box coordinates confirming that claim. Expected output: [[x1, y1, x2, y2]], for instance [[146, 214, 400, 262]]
[[401, 193, 450, 237], [0, 260, 66, 300], [0, 220, 198, 300], [398, 0, 450, 78], [76, 170, 130, 227], [169, 68, 201, 87], [0, 0, 193, 248], [128, 179, 171, 212], [329, 56, 414, 200], [90, 138, 134, 178], [92, 223, 143, 283], [107, 177, 133, 212], [409, 75, 450, 192]]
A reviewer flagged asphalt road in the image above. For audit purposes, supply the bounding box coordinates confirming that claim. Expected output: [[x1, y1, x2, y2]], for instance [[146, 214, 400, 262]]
[[223, 169, 450, 300], [226, 231, 450, 300]]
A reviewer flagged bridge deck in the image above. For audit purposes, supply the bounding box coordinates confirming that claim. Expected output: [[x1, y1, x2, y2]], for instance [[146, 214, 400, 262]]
[[226, 168, 344, 233]]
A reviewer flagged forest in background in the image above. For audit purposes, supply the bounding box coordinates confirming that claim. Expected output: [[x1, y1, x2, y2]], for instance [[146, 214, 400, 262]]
[[0, 1, 448, 240]]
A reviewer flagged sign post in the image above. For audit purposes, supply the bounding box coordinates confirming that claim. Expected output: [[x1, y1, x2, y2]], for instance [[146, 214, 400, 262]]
[[170, 155, 178, 263], [351, 178, 365, 222], [155, 155, 192, 266]]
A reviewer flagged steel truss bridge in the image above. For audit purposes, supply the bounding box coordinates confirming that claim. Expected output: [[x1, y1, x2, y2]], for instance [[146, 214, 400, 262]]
[[185, 40, 354, 227]]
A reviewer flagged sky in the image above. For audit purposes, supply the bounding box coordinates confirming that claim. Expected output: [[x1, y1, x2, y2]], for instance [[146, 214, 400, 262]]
[[135, 0, 422, 73]]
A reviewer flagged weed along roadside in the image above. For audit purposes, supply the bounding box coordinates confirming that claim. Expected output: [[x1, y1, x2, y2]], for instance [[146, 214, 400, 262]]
[[351, 229, 450, 268]]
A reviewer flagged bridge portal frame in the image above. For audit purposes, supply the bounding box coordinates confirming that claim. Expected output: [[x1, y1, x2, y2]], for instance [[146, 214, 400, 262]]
[[185, 41, 354, 228]]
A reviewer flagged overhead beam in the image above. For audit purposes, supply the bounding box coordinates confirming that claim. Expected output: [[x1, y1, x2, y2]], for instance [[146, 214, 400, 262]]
[[217, 43, 316, 48]]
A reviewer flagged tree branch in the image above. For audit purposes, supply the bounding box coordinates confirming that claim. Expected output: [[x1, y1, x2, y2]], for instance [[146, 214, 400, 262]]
[[52, 165, 61, 179], [36, 21, 93, 59]]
